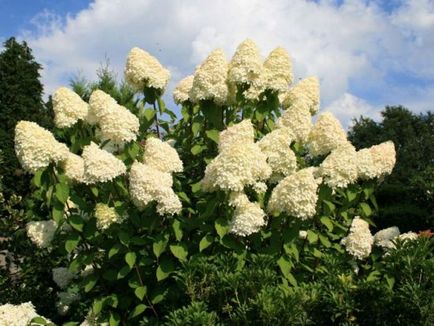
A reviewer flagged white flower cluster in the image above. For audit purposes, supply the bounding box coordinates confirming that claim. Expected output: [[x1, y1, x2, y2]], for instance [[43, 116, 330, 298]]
[[268, 168, 322, 220], [0, 302, 50, 326], [124, 47, 171, 91], [89, 90, 139, 144], [281, 76, 320, 114], [307, 112, 348, 156], [262, 47, 293, 93], [173, 75, 194, 104], [82, 142, 126, 184], [398, 232, 418, 241], [258, 128, 297, 179], [61, 152, 85, 182], [189, 49, 229, 105], [373, 227, 418, 250], [26, 220, 57, 248], [15, 121, 69, 173], [368, 141, 396, 178], [201, 120, 271, 192], [276, 99, 312, 143], [142, 138, 183, 174], [52, 267, 75, 289], [341, 217, 374, 260], [227, 39, 263, 87], [228, 192, 266, 236], [94, 203, 122, 230], [52, 87, 90, 128], [129, 161, 182, 216]]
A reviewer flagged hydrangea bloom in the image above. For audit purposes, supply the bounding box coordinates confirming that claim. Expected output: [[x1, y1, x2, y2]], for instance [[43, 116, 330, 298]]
[[307, 112, 348, 156], [228, 39, 262, 86], [355, 148, 378, 180], [369, 141, 396, 178], [320, 144, 359, 189], [124, 47, 171, 91], [61, 152, 85, 182], [15, 121, 69, 173], [94, 203, 122, 230], [173, 75, 194, 104], [26, 220, 57, 248], [268, 167, 321, 219], [341, 217, 374, 260], [189, 49, 229, 105], [258, 128, 297, 178], [262, 47, 293, 93], [276, 99, 312, 143], [89, 90, 139, 144], [218, 119, 255, 152], [129, 161, 182, 215], [0, 302, 50, 326], [202, 142, 271, 192], [398, 232, 418, 242], [52, 267, 75, 289], [281, 76, 320, 114], [142, 137, 183, 173], [82, 142, 126, 184], [299, 230, 308, 240], [228, 192, 267, 236], [374, 226, 401, 249], [52, 87, 90, 128]]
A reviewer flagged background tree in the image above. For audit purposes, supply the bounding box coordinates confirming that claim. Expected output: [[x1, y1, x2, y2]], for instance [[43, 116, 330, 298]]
[[0, 37, 53, 196], [348, 106, 434, 231]]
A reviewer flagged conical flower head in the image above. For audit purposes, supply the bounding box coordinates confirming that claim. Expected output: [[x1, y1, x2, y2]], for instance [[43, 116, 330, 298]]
[[53, 87, 89, 128]]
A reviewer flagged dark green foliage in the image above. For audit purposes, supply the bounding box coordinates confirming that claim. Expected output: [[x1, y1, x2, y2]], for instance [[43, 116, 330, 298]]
[[348, 106, 434, 231]]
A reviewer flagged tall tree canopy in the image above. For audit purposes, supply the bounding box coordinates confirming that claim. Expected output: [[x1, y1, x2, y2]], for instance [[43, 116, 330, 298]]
[[349, 106, 434, 231]]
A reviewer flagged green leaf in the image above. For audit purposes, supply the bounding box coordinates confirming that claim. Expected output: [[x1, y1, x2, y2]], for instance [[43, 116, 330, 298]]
[[125, 252, 137, 269], [346, 189, 358, 202], [307, 230, 318, 244], [172, 219, 183, 241], [127, 142, 140, 160], [177, 191, 191, 204], [92, 298, 104, 315], [52, 204, 64, 224], [367, 270, 381, 282], [323, 200, 335, 213], [129, 304, 147, 319], [319, 234, 331, 247], [65, 233, 80, 253], [135, 286, 147, 300], [118, 232, 130, 246], [191, 144, 204, 155], [360, 202, 372, 217], [192, 117, 203, 136], [285, 272, 298, 287], [108, 244, 122, 259], [69, 214, 85, 232], [191, 182, 201, 193], [109, 312, 120, 326], [90, 186, 99, 197], [84, 275, 98, 292], [117, 265, 131, 279], [320, 216, 334, 232], [153, 235, 168, 258], [156, 257, 175, 281], [143, 108, 155, 121], [170, 243, 188, 261], [30, 317, 47, 325], [205, 129, 219, 144], [199, 234, 214, 252], [215, 218, 229, 238], [277, 256, 292, 277], [55, 182, 69, 204]]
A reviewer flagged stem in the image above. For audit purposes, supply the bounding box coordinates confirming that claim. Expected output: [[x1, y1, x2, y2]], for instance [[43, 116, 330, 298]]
[[134, 264, 159, 318], [153, 101, 161, 139]]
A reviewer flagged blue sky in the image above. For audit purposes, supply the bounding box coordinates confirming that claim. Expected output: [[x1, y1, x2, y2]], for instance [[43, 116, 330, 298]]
[[1, 0, 433, 127]]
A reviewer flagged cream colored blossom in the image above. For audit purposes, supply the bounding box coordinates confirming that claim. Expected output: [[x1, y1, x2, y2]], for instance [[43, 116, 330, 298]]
[[262, 47, 293, 93], [201, 142, 271, 192], [341, 217, 373, 260], [189, 49, 229, 105], [398, 232, 418, 242], [276, 99, 312, 143], [299, 230, 308, 240], [15, 121, 69, 173], [173, 75, 194, 104], [218, 119, 255, 152], [252, 181, 267, 194], [26, 220, 57, 248], [53, 87, 90, 128], [258, 128, 297, 178], [129, 161, 182, 215], [228, 39, 263, 85], [307, 112, 348, 156], [369, 141, 396, 177], [320, 144, 359, 189], [374, 226, 401, 249], [61, 152, 84, 182], [268, 167, 321, 219], [124, 47, 171, 91], [82, 142, 126, 184], [142, 137, 183, 173], [282, 76, 320, 114], [0, 302, 49, 326], [228, 192, 267, 236], [89, 90, 139, 144], [355, 148, 378, 180], [52, 267, 75, 289], [94, 203, 122, 230]]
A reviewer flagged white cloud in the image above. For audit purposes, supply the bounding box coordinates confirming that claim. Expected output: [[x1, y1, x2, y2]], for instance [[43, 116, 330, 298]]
[[20, 0, 434, 125]]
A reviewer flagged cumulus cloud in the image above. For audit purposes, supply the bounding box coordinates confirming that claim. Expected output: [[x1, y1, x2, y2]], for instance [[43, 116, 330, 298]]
[[20, 0, 434, 126]]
